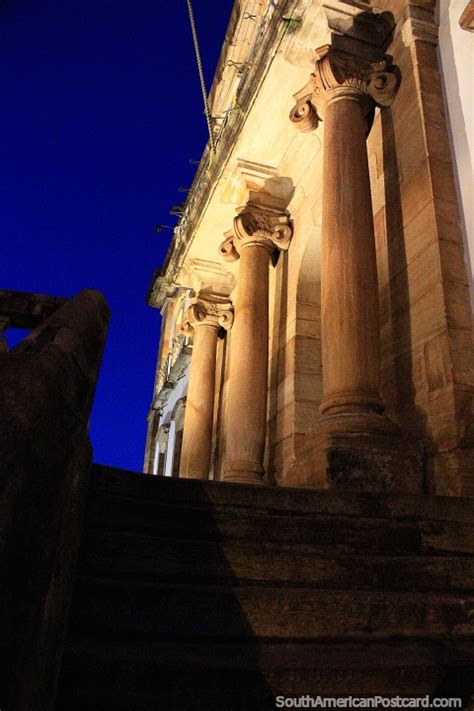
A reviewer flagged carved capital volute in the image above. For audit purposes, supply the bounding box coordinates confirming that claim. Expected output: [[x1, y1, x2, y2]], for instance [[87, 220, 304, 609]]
[[289, 92, 320, 133], [290, 46, 399, 132], [219, 204, 293, 261], [219, 232, 240, 263], [181, 296, 234, 334]]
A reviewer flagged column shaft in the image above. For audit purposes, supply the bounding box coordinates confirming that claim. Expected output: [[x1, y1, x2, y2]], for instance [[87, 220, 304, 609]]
[[320, 91, 383, 416], [288, 39, 424, 492], [223, 244, 270, 483], [180, 324, 219, 479]]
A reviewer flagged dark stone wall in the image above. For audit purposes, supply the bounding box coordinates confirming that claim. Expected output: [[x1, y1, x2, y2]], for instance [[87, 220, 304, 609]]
[[0, 289, 110, 711], [0, 289, 67, 329]]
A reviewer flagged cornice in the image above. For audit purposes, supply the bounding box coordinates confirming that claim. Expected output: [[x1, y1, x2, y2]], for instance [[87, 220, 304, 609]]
[[148, 0, 295, 300], [149, 0, 400, 301]]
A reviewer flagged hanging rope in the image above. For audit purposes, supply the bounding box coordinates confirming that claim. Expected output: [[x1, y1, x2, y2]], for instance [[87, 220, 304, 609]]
[[186, 0, 216, 153]]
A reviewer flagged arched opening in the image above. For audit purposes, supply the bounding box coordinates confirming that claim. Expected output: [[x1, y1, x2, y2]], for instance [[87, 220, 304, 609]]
[[153, 424, 170, 476], [171, 398, 186, 478]]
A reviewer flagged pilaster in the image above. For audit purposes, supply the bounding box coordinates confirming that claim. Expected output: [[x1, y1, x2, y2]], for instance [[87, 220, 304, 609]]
[[372, 1, 474, 494]]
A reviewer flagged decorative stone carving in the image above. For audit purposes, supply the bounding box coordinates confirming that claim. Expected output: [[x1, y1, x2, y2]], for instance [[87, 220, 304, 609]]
[[289, 98, 320, 133], [155, 362, 171, 399], [460, 0, 474, 31], [219, 204, 293, 261], [290, 45, 399, 133], [147, 274, 180, 310], [181, 296, 234, 334], [219, 233, 240, 262], [154, 333, 192, 404]]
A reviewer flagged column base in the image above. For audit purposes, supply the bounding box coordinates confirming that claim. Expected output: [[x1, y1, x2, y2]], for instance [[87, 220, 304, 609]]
[[180, 470, 209, 481], [290, 413, 424, 494], [222, 461, 266, 486]]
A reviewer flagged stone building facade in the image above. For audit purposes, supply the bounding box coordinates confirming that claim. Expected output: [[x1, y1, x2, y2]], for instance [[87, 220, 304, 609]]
[[144, 0, 474, 497]]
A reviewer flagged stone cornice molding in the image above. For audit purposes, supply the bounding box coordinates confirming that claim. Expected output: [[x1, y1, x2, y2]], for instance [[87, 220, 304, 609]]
[[181, 295, 234, 334], [147, 273, 181, 310], [400, 4, 439, 46], [148, 4, 289, 295], [184, 258, 235, 299], [221, 159, 295, 212], [290, 45, 399, 132], [219, 204, 293, 262]]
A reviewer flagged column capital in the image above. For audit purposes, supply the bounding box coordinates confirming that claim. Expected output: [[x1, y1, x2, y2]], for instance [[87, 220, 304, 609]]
[[219, 204, 293, 262], [181, 295, 234, 334], [290, 45, 400, 133]]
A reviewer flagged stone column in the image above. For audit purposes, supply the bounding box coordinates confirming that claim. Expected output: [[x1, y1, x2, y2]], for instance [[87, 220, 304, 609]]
[[290, 44, 423, 492], [179, 295, 233, 480], [219, 204, 293, 484], [313, 49, 399, 418]]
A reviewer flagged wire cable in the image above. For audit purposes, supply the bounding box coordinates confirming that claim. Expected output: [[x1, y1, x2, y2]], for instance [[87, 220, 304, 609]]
[[186, 0, 216, 153]]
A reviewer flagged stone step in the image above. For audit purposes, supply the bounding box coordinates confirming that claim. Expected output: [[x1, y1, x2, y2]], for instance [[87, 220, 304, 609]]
[[86, 497, 474, 557], [55, 638, 474, 709], [67, 577, 474, 641], [55, 467, 474, 709], [92, 464, 474, 525], [77, 531, 474, 593], [83, 507, 426, 554]]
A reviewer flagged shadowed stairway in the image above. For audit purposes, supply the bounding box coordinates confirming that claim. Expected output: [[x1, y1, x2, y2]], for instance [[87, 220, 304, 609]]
[[55, 465, 474, 710]]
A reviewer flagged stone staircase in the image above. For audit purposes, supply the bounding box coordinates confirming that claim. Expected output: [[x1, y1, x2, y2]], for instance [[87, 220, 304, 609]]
[[55, 465, 474, 710]]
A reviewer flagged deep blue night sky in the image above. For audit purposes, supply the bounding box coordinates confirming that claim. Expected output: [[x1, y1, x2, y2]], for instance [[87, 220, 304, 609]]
[[1, 0, 234, 471]]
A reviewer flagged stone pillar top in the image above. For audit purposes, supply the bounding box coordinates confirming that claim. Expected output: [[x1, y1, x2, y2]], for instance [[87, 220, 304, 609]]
[[290, 45, 400, 133], [181, 294, 234, 334], [219, 203, 293, 262], [219, 162, 294, 263], [183, 258, 235, 299], [288, 3, 399, 132], [321, 1, 395, 52], [221, 159, 294, 213]]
